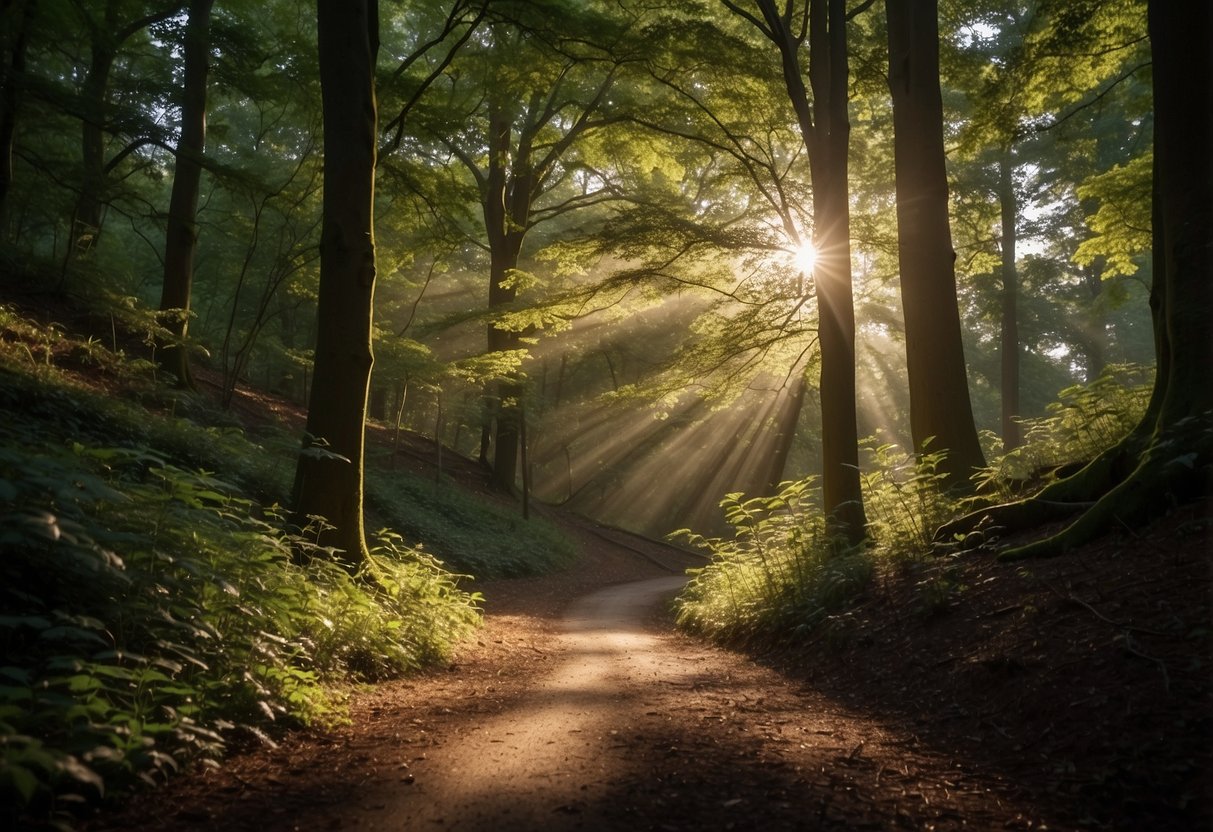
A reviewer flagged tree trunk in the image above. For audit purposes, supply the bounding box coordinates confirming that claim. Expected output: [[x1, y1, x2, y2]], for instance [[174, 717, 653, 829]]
[[157, 0, 213, 390], [483, 97, 530, 494], [291, 0, 379, 568], [807, 0, 866, 543], [998, 152, 1021, 450], [745, 0, 866, 543], [70, 4, 183, 256], [939, 0, 1212, 559], [1080, 262, 1107, 381], [765, 368, 808, 493], [885, 0, 986, 488], [0, 0, 35, 239], [73, 45, 114, 254]]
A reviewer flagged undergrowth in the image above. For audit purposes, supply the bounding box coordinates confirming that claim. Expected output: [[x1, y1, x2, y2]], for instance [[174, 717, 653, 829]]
[[366, 467, 576, 578], [0, 306, 484, 826], [976, 363, 1152, 497], [674, 367, 1154, 646]]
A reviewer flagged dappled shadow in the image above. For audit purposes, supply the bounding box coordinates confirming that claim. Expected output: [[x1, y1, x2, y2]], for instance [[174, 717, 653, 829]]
[[133, 575, 1048, 831], [92, 530, 1210, 832]]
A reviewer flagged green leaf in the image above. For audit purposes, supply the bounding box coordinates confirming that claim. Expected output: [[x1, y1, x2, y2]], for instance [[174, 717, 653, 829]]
[[0, 761, 40, 804]]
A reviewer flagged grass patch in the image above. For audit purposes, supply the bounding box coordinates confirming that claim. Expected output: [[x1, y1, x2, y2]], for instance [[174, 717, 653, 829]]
[[366, 467, 577, 578]]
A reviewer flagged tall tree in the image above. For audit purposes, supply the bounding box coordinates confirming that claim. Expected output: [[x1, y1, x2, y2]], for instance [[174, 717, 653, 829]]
[[723, 0, 867, 543], [70, 0, 181, 254], [420, 7, 626, 494], [0, 0, 36, 238], [290, 0, 379, 566], [884, 0, 986, 486], [157, 0, 213, 388], [942, 0, 1212, 558]]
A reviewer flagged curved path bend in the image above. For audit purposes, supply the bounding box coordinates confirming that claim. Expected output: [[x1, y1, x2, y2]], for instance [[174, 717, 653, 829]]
[[95, 533, 1057, 832]]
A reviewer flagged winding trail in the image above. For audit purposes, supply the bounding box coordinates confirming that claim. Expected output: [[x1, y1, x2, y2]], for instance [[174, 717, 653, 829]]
[[94, 524, 1080, 832]]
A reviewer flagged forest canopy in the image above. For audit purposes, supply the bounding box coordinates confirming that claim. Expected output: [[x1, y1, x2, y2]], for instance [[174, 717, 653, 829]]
[[0, 0, 1198, 547]]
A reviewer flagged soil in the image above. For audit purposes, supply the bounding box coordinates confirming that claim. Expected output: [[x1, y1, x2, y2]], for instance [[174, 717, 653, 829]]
[[84, 501, 1212, 832]]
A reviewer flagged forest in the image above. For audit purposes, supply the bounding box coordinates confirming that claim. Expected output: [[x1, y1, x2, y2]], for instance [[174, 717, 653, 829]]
[[0, 0, 1209, 829]]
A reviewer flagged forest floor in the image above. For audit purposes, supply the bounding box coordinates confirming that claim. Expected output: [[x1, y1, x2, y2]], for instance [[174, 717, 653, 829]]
[[12, 292, 1202, 831], [85, 484, 1212, 831]]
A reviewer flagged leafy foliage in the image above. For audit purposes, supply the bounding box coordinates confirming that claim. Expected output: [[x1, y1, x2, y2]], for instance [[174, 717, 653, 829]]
[[676, 364, 1156, 645], [0, 312, 482, 825], [976, 363, 1153, 494], [672, 479, 873, 645]]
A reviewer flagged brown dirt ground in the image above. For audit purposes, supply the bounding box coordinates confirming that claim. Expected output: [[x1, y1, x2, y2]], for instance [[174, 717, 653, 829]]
[[83, 500, 1211, 832]]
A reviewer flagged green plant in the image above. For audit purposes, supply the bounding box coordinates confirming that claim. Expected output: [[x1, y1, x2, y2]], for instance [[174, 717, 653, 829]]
[[859, 439, 956, 561], [0, 371, 481, 826], [975, 364, 1153, 497], [673, 478, 873, 645]]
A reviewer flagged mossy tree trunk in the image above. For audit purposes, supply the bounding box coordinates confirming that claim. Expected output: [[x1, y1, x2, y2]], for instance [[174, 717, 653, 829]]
[[885, 0, 987, 489], [157, 0, 213, 390], [940, 0, 1212, 560], [291, 0, 379, 568]]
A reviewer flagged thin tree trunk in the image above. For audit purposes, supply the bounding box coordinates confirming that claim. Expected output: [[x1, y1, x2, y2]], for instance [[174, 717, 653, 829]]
[[291, 0, 379, 567], [885, 0, 986, 487], [1081, 262, 1106, 381], [158, 0, 214, 389], [998, 152, 1021, 450], [73, 45, 113, 254], [808, 0, 866, 543], [765, 368, 808, 493], [520, 403, 530, 520], [391, 376, 409, 469], [0, 0, 35, 239]]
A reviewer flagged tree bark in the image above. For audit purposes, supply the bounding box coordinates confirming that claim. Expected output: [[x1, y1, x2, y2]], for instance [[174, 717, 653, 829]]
[[291, 0, 379, 568], [885, 0, 986, 488], [998, 152, 1021, 450], [0, 0, 35, 239], [807, 0, 866, 543], [158, 0, 213, 389]]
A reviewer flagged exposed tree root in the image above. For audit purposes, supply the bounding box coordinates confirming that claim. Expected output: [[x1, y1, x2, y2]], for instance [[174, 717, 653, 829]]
[[934, 433, 1143, 549], [999, 424, 1212, 560], [935, 410, 1213, 561]]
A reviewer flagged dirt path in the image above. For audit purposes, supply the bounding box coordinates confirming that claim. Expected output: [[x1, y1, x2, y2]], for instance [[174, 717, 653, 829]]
[[334, 576, 691, 829], [90, 517, 1204, 831]]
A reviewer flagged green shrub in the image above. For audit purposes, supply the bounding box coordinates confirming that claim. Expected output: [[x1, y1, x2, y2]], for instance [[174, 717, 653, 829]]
[[673, 479, 873, 644], [676, 367, 1156, 646], [976, 363, 1152, 496], [859, 440, 955, 562], [0, 417, 480, 825]]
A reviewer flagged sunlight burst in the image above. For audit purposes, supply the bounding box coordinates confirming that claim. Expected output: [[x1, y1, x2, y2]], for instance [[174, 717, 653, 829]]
[[794, 241, 818, 274]]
